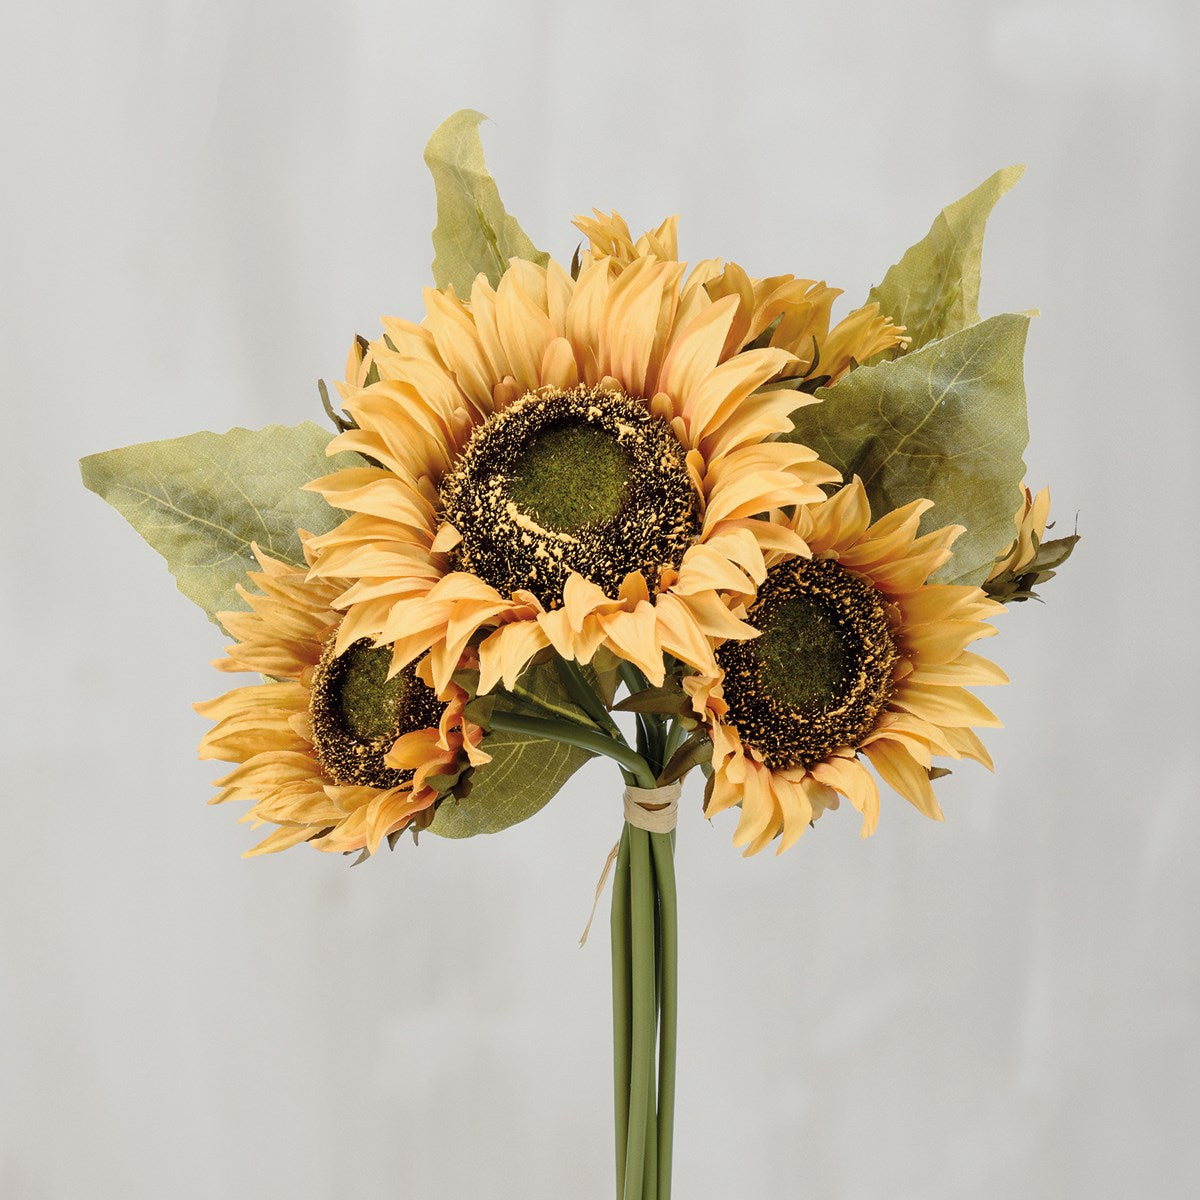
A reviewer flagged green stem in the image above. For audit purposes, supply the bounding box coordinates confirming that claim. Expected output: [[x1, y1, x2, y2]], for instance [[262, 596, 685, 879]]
[[556, 658, 626, 740], [552, 661, 638, 787], [618, 663, 666, 774], [485, 711, 656, 788], [631, 704, 651, 765], [661, 719, 685, 769], [647, 712, 668, 777], [611, 827, 632, 1200], [623, 826, 657, 1198], [643, 1054, 658, 1200], [643, 840, 662, 1200], [650, 831, 678, 1199]]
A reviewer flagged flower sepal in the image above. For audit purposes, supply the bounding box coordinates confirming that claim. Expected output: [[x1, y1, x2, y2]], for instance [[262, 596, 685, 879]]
[[984, 530, 1080, 602]]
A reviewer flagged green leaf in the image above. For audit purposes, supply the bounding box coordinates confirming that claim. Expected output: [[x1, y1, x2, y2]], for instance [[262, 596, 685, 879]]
[[429, 732, 590, 839], [462, 665, 599, 733], [430, 660, 594, 838], [788, 314, 1031, 586], [658, 732, 712, 786], [613, 684, 686, 716], [868, 166, 1024, 352], [425, 109, 549, 295], [79, 422, 361, 623], [590, 646, 622, 706], [462, 694, 498, 728], [983, 531, 1081, 603], [1034, 533, 1080, 572], [507, 671, 599, 727]]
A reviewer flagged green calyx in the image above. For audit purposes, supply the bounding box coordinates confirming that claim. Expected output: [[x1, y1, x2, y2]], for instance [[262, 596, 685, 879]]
[[309, 635, 444, 789], [717, 556, 899, 769], [983, 529, 1080, 603]]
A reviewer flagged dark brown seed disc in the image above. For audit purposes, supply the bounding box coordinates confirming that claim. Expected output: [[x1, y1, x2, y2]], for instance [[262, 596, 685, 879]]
[[309, 635, 444, 789], [438, 385, 701, 607], [717, 556, 899, 769]]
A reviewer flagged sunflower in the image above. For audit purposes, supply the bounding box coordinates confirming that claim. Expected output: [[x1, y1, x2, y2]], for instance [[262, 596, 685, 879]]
[[305, 247, 846, 696], [573, 210, 908, 386], [988, 483, 1051, 579], [195, 540, 487, 857], [572, 210, 681, 267], [688, 479, 1008, 856]]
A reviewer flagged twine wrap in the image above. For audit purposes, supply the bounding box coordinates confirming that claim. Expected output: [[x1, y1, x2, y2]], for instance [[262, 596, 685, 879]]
[[623, 782, 681, 832], [580, 781, 682, 945]]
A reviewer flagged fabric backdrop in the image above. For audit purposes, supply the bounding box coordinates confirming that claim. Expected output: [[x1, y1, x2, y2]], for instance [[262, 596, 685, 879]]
[[3, 2, 1197, 1197]]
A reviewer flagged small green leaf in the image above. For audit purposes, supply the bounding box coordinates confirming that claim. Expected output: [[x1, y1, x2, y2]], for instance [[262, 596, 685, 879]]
[[429, 733, 590, 839], [983, 531, 1081, 603], [425, 109, 549, 295], [659, 732, 712, 786], [430, 660, 594, 838], [423, 771, 466, 795], [80, 422, 361, 623], [868, 166, 1025, 352], [613, 684, 686, 715], [788, 314, 1031, 586], [463, 694, 498, 728], [590, 647, 622, 706], [507, 672, 597, 727], [1034, 533, 1080, 572]]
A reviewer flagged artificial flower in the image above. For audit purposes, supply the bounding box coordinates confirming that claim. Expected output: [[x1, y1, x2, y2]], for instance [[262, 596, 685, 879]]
[[195, 540, 486, 856], [689, 478, 1007, 855], [306, 245, 847, 695], [988, 483, 1051, 579], [574, 210, 907, 385]]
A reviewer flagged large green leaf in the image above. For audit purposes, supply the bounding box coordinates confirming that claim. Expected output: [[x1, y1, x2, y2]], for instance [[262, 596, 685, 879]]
[[425, 109, 549, 295], [80, 422, 360, 623], [788, 314, 1031, 586], [430, 662, 593, 838], [429, 733, 590, 839], [868, 166, 1024, 352]]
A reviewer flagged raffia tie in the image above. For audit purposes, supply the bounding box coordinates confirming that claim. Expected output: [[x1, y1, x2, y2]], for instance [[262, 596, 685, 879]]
[[579, 782, 681, 946]]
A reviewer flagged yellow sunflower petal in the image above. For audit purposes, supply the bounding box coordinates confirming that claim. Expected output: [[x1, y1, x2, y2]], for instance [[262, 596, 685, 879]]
[[864, 739, 944, 821], [478, 620, 553, 692], [810, 755, 881, 837], [774, 775, 817, 853]]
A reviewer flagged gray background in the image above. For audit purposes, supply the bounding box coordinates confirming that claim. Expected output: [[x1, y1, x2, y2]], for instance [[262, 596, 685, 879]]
[[3, 2, 1197, 1197]]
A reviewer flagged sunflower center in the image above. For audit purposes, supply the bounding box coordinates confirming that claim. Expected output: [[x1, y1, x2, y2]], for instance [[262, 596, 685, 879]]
[[439, 384, 700, 606], [507, 422, 633, 531], [309, 635, 444, 789], [717, 556, 899, 769]]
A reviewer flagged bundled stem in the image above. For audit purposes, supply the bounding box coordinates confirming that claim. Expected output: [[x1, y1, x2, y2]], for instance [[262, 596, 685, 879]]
[[612, 821, 678, 1200], [485, 666, 678, 1199], [624, 826, 656, 1197], [610, 669, 679, 1200], [650, 831, 677, 1197], [611, 827, 633, 1195]]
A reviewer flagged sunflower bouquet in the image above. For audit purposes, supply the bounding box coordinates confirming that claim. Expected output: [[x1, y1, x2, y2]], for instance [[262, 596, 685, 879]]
[[81, 110, 1076, 1198]]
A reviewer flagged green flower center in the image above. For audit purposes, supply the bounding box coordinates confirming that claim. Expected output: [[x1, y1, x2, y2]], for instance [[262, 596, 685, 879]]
[[717, 556, 899, 769], [507, 422, 633, 531], [309, 635, 444, 789], [439, 385, 700, 607]]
